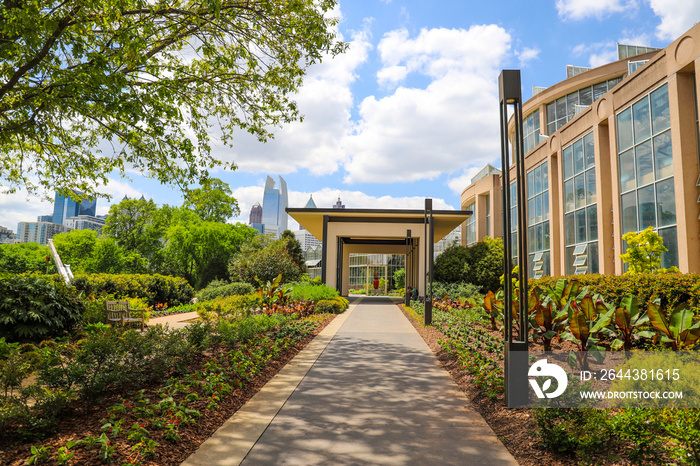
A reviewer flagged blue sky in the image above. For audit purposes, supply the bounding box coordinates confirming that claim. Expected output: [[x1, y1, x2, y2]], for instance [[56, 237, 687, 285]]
[[2, 0, 699, 231]]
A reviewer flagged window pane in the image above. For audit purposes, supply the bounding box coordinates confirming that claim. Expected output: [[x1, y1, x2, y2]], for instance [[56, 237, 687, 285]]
[[659, 226, 678, 269], [566, 246, 576, 275], [575, 209, 587, 243], [651, 84, 670, 134], [542, 161, 549, 189], [617, 108, 633, 152], [587, 205, 598, 241], [528, 198, 536, 225], [619, 149, 636, 192], [567, 92, 578, 121], [637, 184, 656, 229], [633, 96, 651, 143], [656, 178, 676, 227], [574, 139, 584, 174], [536, 223, 543, 251], [653, 130, 673, 179], [527, 170, 534, 198], [589, 242, 599, 274], [544, 222, 550, 249], [565, 212, 575, 246], [635, 140, 654, 186], [542, 251, 551, 276], [563, 146, 574, 179], [586, 169, 597, 205], [547, 102, 556, 124], [593, 82, 607, 101], [575, 174, 586, 209], [536, 195, 543, 223], [621, 192, 638, 233], [543, 190, 549, 218], [528, 226, 536, 253], [584, 132, 595, 169], [580, 86, 593, 107], [564, 179, 574, 212], [556, 97, 567, 120], [534, 165, 542, 194]]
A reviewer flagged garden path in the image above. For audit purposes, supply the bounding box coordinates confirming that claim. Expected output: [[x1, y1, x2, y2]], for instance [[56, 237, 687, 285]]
[[182, 296, 518, 465]]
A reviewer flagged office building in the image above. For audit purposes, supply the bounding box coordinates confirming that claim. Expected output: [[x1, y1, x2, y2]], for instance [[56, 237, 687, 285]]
[[0, 226, 16, 244], [64, 215, 105, 233], [52, 191, 96, 226], [461, 25, 700, 277], [261, 176, 288, 238], [17, 222, 71, 245]]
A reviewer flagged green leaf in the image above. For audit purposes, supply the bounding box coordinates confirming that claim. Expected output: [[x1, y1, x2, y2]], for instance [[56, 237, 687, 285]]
[[647, 302, 672, 338]]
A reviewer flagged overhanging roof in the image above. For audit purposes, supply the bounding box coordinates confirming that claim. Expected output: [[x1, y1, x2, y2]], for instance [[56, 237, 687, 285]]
[[286, 208, 471, 243]]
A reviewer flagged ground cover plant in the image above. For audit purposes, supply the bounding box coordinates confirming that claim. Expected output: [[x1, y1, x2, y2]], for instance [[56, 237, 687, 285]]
[[0, 308, 334, 465], [407, 274, 700, 464]]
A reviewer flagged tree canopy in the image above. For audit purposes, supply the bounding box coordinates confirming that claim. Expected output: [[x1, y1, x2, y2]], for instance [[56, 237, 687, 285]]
[[183, 178, 238, 222], [0, 0, 345, 198]]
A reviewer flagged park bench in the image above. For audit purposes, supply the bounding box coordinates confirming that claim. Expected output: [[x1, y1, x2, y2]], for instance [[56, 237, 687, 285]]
[[105, 300, 146, 331]]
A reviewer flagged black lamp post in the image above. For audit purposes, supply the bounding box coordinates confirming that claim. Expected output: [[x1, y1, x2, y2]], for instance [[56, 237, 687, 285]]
[[499, 69, 529, 408]]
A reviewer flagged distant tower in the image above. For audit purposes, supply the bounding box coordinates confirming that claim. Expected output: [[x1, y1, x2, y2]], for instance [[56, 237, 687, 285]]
[[304, 195, 317, 208], [52, 190, 96, 225], [332, 196, 345, 209], [249, 202, 263, 224], [261, 175, 288, 238]]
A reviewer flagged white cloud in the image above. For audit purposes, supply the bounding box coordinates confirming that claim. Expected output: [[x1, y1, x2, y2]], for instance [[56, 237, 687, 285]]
[[556, 0, 638, 20], [516, 46, 541, 67], [447, 166, 484, 195], [211, 25, 372, 177], [647, 0, 700, 40], [589, 49, 619, 67], [343, 25, 510, 184]]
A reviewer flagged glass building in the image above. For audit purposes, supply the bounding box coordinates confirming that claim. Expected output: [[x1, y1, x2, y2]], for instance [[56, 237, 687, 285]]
[[461, 25, 700, 275], [52, 191, 96, 226], [261, 176, 288, 238]]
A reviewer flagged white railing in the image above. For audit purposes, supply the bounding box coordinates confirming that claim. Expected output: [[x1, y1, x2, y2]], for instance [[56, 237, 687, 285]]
[[48, 239, 74, 284]]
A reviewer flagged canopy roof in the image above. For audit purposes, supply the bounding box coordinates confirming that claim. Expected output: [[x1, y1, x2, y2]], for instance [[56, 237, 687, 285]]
[[286, 208, 471, 243]]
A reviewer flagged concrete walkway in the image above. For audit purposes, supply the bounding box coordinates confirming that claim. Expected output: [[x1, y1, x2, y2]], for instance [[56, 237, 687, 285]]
[[148, 311, 199, 329], [182, 296, 518, 466]]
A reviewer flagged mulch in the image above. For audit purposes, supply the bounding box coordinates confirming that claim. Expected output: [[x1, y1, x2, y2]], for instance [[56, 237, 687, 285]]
[[0, 316, 335, 466]]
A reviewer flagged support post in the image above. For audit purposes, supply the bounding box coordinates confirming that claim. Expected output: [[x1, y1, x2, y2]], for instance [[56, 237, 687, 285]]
[[321, 215, 328, 285], [499, 69, 529, 408], [425, 198, 433, 326], [405, 230, 412, 306]]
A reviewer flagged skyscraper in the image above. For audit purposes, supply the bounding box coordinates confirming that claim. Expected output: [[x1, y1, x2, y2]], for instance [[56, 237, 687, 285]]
[[332, 196, 345, 209], [249, 202, 263, 224], [261, 176, 288, 238], [52, 191, 96, 225]]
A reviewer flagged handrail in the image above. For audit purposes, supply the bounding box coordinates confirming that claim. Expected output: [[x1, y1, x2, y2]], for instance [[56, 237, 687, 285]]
[[48, 239, 73, 284]]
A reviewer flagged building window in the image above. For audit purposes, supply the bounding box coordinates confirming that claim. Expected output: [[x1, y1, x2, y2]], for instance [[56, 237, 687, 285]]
[[523, 110, 541, 154], [465, 202, 476, 246], [616, 83, 678, 269], [547, 77, 624, 135], [485, 194, 491, 237], [527, 161, 550, 278], [563, 132, 598, 275]]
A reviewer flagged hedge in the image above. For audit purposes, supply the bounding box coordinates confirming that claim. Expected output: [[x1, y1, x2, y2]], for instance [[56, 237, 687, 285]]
[[197, 281, 255, 301], [529, 273, 700, 312], [70, 273, 195, 307]]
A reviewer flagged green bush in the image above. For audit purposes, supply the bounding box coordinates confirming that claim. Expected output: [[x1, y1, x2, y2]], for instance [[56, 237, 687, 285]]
[[197, 281, 255, 301], [434, 238, 503, 292], [315, 297, 347, 314], [215, 313, 293, 347], [393, 268, 406, 291], [434, 245, 470, 283], [529, 273, 700, 313], [431, 281, 482, 301], [533, 408, 614, 458], [0, 275, 84, 342], [70, 273, 195, 307], [290, 283, 338, 302]]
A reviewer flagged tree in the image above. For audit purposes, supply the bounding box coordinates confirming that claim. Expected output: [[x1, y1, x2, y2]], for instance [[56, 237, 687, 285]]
[[183, 178, 239, 223], [162, 221, 255, 288], [281, 230, 305, 272], [0, 1, 345, 198], [619, 226, 671, 274], [103, 197, 163, 260], [462, 236, 503, 293], [0, 243, 53, 274], [434, 244, 470, 283], [52, 229, 98, 272], [229, 236, 303, 286]]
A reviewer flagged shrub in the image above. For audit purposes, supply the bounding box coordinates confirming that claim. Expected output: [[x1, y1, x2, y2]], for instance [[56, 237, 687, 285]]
[[462, 236, 504, 293], [315, 297, 348, 314], [393, 268, 406, 291], [197, 281, 255, 301], [434, 245, 469, 283], [290, 283, 338, 302], [216, 313, 293, 347], [431, 281, 481, 301], [81, 295, 150, 325], [0, 275, 84, 342], [195, 295, 260, 323], [70, 273, 194, 307]]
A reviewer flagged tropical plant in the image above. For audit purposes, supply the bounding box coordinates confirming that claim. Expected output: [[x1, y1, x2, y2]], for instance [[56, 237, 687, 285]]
[[647, 301, 700, 350], [560, 295, 613, 367], [255, 274, 291, 309], [528, 287, 567, 351], [609, 295, 654, 351]]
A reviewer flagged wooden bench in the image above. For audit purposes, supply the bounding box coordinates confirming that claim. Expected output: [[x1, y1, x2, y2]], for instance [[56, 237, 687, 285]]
[[105, 300, 146, 331]]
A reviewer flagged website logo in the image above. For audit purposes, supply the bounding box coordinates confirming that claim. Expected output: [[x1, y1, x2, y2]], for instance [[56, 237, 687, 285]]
[[528, 359, 568, 399]]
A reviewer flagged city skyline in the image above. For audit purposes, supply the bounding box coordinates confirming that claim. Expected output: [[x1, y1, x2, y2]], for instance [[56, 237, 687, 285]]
[[1, 1, 699, 233]]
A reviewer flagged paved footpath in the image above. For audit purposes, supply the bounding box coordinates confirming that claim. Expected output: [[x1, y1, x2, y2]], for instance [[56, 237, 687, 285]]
[[182, 296, 518, 466]]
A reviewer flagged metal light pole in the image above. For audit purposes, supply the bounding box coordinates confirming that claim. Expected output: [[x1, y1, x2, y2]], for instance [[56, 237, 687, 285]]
[[499, 70, 529, 408]]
